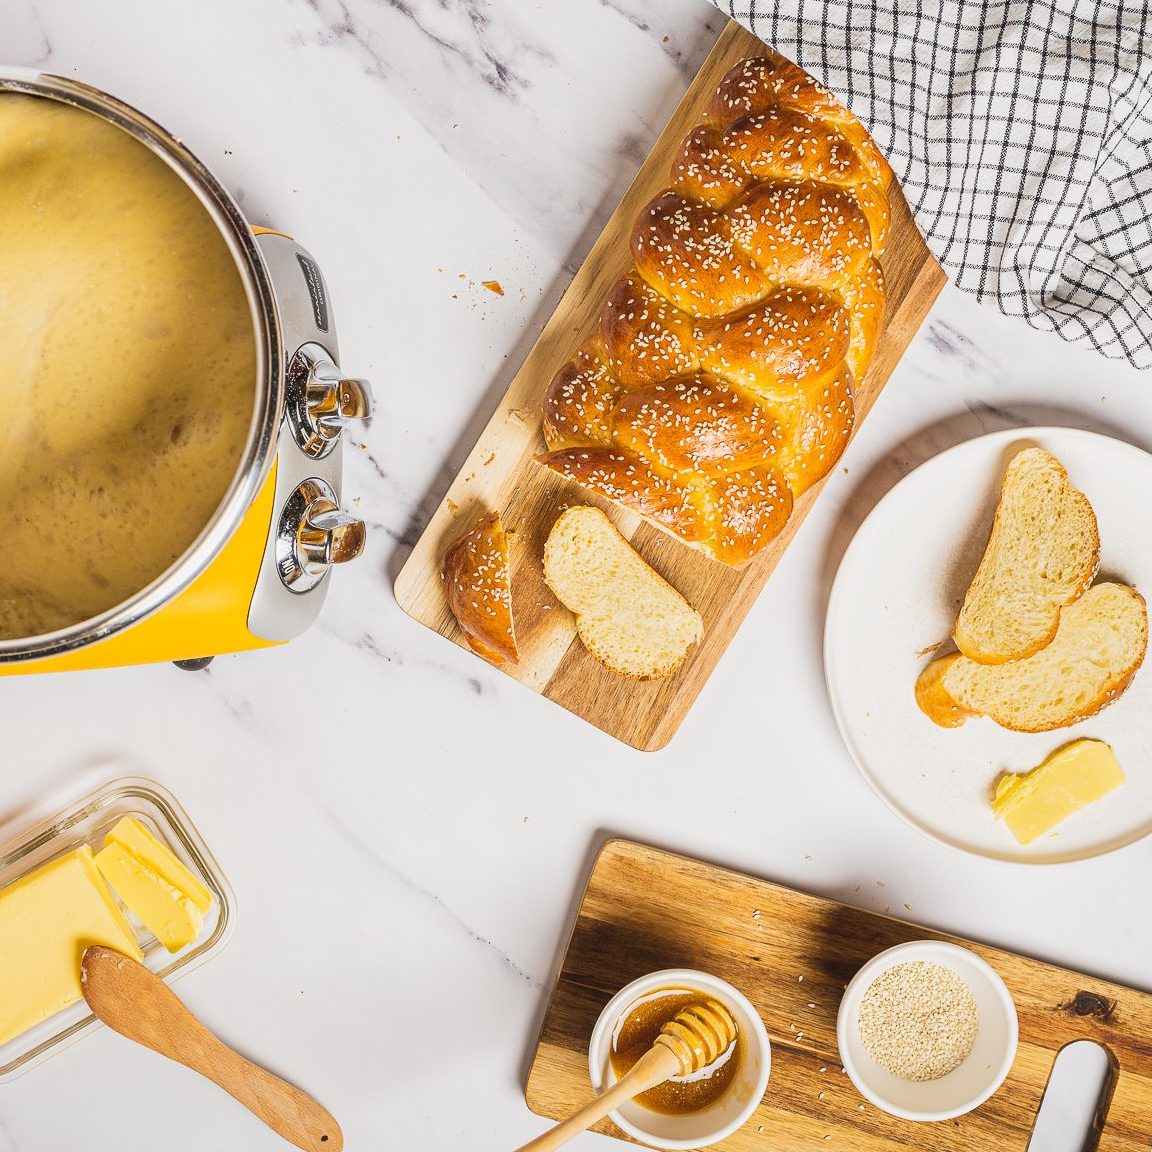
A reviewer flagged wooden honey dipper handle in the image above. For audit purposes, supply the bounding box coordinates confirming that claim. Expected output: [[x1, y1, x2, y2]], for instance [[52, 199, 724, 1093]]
[[512, 999, 737, 1152], [512, 1043, 681, 1152]]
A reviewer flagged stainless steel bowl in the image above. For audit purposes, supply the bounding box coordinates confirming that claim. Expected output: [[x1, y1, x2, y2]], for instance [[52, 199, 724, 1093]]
[[0, 69, 284, 664]]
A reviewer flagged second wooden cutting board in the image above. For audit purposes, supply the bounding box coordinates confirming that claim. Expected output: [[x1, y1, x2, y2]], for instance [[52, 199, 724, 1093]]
[[394, 21, 946, 749], [526, 841, 1152, 1152]]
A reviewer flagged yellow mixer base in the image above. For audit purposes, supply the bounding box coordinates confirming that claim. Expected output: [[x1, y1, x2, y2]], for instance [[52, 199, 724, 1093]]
[[1, 466, 283, 675]]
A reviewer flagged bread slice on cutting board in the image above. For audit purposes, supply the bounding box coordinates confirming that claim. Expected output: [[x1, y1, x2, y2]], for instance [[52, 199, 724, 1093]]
[[543, 506, 703, 680], [918, 582, 1148, 732], [440, 511, 519, 667], [954, 447, 1100, 664]]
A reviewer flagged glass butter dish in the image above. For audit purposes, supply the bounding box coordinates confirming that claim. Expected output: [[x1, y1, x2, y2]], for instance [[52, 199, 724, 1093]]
[[0, 776, 234, 1081]]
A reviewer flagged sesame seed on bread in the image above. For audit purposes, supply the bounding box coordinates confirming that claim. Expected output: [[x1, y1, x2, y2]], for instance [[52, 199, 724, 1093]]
[[539, 50, 891, 566], [440, 511, 519, 667]]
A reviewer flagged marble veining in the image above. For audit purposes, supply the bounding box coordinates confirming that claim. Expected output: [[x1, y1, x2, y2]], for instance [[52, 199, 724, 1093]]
[[4, 0, 49, 65], [308, 790, 541, 986], [295, 0, 726, 257], [2, 2, 1152, 1150]]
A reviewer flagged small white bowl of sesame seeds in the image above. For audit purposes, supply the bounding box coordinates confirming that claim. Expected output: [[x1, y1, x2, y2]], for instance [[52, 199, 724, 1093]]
[[836, 940, 1018, 1122]]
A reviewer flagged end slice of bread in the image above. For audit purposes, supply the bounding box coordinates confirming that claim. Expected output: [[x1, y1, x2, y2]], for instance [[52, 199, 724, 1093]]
[[954, 447, 1100, 664], [441, 511, 519, 666], [919, 582, 1147, 732], [543, 506, 703, 680]]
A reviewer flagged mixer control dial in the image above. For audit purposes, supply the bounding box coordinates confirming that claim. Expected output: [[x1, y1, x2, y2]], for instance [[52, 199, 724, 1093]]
[[276, 478, 366, 593], [286, 342, 373, 459]]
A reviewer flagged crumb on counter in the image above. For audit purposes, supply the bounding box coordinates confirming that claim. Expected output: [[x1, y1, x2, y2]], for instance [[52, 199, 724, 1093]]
[[482, 280, 505, 296]]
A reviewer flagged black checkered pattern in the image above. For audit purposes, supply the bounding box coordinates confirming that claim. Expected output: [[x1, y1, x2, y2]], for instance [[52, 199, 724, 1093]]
[[718, 0, 1152, 367]]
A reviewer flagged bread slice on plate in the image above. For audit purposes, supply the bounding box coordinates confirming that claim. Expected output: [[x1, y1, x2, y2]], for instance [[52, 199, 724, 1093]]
[[918, 582, 1148, 732], [440, 511, 519, 667], [954, 447, 1100, 664], [543, 506, 703, 680]]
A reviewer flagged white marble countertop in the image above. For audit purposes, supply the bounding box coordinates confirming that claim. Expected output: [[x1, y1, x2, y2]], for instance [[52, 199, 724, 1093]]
[[3, 1, 1152, 1149]]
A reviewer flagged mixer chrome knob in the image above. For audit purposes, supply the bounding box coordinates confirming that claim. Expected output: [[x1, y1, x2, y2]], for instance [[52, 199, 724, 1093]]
[[286, 342, 373, 458], [296, 505, 366, 573], [276, 478, 366, 593], [308, 362, 373, 432]]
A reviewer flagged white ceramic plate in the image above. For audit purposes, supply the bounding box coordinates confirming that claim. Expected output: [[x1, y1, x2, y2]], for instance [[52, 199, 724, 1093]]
[[824, 427, 1152, 864]]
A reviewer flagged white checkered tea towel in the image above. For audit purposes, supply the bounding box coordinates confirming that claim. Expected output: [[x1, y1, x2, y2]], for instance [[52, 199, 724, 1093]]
[[716, 0, 1152, 367]]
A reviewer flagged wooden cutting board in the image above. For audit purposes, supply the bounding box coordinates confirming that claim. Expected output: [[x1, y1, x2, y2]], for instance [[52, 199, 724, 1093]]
[[394, 20, 947, 750], [526, 840, 1150, 1151]]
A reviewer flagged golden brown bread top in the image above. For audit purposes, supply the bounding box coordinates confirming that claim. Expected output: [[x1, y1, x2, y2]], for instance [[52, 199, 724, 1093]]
[[705, 56, 893, 186], [542, 338, 624, 449], [612, 374, 784, 477], [541, 449, 712, 544], [540, 52, 892, 565], [632, 192, 771, 317], [440, 512, 519, 666], [600, 273, 699, 386], [695, 287, 851, 395]]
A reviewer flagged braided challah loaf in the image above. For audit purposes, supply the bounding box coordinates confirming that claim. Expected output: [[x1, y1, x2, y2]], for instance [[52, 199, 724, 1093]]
[[539, 54, 893, 565]]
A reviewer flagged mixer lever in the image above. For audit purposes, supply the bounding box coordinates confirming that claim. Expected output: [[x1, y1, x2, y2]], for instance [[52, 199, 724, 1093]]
[[275, 478, 367, 593], [286, 342, 373, 458]]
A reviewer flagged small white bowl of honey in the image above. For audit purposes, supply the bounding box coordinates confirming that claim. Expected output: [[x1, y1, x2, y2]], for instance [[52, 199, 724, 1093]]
[[588, 969, 771, 1150]]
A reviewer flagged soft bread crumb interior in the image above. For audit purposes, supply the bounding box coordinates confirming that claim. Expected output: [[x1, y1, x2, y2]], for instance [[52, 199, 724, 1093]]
[[944, 583, 1147, 731], [544, 507, 703, 679], [955, 447, 1099, 663]]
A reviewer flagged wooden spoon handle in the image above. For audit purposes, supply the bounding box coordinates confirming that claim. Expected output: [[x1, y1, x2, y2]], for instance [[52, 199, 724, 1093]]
[[512, 1043, 681, 1152], [183, 1032, 342, 1152], [81, 947, 341, 1152]]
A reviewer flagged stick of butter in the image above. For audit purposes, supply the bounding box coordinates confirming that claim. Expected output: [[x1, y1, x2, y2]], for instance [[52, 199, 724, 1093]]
[[94, 842, 204, 953], [94, 817, 213, 952], [992, 739, 1124, 845], [102, 817, 213, 914], [0, 846, 142, 1046]]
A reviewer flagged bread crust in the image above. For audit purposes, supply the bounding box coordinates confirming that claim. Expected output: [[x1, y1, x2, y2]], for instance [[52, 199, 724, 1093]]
[[542, 337, 624, 450], [539, 52, 890, 565], [611, 374, 784, 478], [920, 585, 1148, 732], [953, 448, 1102, 664], [543, 506, 703, 680], [440, 512, 519, 667]]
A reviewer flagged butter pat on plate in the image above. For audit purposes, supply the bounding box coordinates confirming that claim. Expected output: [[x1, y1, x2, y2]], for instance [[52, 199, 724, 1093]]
[[95, 817, 213, 952], [992, 739, 1125, 846], [0, 846, 142, 1046]]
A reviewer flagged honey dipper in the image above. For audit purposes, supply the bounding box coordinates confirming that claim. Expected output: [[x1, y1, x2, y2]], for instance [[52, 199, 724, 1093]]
[[512, 999, 738, 1152]]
